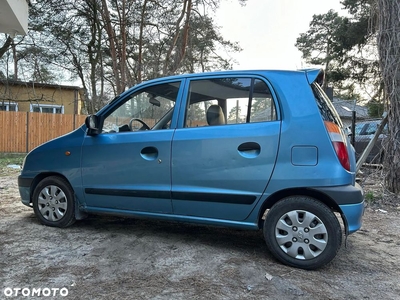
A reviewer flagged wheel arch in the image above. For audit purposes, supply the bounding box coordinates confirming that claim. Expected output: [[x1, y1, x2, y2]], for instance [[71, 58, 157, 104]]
[[30, 172, 71, 202], [30, 172, 87, 221], [262, 195, 343, 269], [257, 187, 342, 229]]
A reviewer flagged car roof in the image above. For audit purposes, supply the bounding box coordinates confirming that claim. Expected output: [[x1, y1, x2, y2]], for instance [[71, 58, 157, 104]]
[[130, 69, 322, 87], [102, 68, 325, 114]]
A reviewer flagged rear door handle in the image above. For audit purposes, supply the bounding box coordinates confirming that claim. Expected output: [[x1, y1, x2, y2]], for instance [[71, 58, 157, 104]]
[[237, 142, 261, 158]]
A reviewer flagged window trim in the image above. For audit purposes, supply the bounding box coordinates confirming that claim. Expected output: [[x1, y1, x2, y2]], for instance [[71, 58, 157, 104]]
[[181, 75, 279, 129], [98, 80, 183, 133], [30, 103, 64, 114], [0, 101, 18, 111]]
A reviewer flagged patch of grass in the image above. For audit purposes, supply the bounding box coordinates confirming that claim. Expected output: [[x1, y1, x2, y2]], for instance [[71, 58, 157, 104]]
[[365, 191, 375, 204], [0, 153, 26, 168]]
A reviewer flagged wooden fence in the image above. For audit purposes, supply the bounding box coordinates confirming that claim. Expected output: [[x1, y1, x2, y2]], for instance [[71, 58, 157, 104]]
[[0, 111, 87, 153]]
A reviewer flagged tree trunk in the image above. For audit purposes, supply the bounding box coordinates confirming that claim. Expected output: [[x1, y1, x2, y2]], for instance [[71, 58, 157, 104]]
[[0, 36, 13, 59], [101, 0, 122, 94], [377, 0, 400, 194], [11, 39, 18, 80], [163, 0, 190, 75], [115, 0, 127, 92], [138, 0, 148, 83]]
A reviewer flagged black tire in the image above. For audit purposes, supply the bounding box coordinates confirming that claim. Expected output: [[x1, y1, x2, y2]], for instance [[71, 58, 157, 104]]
[[32, 176, 76, 228], [263, 196, 342, 270]]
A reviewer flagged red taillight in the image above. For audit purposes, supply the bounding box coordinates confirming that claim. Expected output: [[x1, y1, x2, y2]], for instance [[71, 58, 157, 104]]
[[332, 141, 350, 171], [324, 121, 350, 171]]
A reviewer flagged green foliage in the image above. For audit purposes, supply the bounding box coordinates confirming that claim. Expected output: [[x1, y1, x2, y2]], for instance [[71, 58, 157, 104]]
[[0, 0, 245, 112], [295, 2, 381, 101], [366, 99, 385, 118], [228, 105, 242, 122], [0, 153, 25, 176], [341, 0, 376, 19], [364, 191, 375, 204], [0, 153, 25, 166], [296, 10, 343, 65]]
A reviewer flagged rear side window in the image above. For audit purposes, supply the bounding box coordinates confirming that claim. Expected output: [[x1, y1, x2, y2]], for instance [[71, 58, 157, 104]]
[[185, 77, 276, 128], [311, 83, 342, 127]]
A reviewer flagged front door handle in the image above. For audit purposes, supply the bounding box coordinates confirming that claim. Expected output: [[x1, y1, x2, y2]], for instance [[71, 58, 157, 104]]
[[140, 146, 158, 161]]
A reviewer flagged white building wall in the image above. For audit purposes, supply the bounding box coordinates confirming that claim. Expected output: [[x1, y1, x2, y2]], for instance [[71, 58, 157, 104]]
[[0, 0, 29, 36]]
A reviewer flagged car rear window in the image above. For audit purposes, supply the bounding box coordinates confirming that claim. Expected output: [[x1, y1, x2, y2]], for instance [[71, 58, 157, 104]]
[[311, 82, 343, 127]]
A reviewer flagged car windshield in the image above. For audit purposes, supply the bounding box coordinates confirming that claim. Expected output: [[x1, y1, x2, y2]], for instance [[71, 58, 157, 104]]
[[355, 123, 364, 135], [356, 121, 388, 136]]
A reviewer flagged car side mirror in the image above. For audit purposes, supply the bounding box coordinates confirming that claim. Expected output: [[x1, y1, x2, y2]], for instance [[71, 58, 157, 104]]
[[85, 115, 100, 135]]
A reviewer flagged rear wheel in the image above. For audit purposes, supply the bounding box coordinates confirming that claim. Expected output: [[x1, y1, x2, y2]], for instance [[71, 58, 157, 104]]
[[32, 176, 76, 228], [264, 196, 342, 270]]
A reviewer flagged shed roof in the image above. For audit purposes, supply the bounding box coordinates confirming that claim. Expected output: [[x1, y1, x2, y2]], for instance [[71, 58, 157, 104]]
[[0, 80, 82, 91], [331, 98, 368, 119]]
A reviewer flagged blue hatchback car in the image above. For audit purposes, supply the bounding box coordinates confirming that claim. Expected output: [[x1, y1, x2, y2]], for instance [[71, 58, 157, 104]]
[[18, 69, 364, 269]]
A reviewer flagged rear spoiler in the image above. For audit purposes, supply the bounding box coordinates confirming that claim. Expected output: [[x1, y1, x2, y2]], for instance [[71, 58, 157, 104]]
[[301, 69, 325, 86]]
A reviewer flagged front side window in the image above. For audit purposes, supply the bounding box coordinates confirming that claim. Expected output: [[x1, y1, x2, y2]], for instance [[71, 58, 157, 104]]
[[102, 82, 180, 133], [185, 77, 276, 128]]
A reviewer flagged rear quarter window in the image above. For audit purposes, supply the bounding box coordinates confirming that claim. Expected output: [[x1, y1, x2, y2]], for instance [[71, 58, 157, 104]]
[[311, 83, 343, 127]]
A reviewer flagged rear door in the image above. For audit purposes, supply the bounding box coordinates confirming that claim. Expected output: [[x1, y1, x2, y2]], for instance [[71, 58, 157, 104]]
[[171, 76, 281, 221]]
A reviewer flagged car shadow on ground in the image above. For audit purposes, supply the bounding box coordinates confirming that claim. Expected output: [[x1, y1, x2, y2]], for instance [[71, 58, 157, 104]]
[[84, 214, 267, 252], [19, 210, 378, 273], [20, 211, 270, 259]]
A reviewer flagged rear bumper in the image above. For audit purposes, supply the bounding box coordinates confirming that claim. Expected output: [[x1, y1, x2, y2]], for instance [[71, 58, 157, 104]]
[[313, 182, 364, 205], [314, 182, 364, 234], [339, 200, 365, 234]]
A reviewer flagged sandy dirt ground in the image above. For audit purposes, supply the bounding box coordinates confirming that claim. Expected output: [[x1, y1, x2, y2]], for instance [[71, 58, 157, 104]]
[[1, 167, 400, 299]]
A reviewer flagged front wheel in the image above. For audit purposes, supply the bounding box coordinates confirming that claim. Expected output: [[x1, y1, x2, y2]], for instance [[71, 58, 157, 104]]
[[263, 196, 342, 270], [32, 176, 76, 228]]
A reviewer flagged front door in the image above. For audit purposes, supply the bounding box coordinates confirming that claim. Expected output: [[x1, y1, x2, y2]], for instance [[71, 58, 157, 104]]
[[171, 76, 281, 221], [81, 81, 182, 213]]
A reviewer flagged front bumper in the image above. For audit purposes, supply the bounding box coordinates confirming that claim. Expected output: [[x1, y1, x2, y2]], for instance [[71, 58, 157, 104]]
[[18, 176, 33, 207]]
